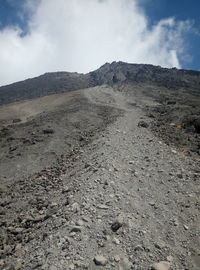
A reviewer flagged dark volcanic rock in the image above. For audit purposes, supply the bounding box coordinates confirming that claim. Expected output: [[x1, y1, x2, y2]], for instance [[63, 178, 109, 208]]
[[90, 61, 200, 90], [138, 121, 149, 128], [1, 61, 200, 106]]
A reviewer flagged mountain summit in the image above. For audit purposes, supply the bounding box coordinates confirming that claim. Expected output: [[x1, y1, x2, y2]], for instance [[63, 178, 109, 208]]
[[0, 61, 200, 105]]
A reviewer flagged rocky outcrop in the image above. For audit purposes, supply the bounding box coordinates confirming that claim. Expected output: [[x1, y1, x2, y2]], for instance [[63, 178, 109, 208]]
[[1, 61, 200, 105]]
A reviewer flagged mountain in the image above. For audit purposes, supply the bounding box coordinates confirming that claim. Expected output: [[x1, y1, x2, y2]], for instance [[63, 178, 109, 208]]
[[0, 62, 200, 270], [1, 61, 200, 105]]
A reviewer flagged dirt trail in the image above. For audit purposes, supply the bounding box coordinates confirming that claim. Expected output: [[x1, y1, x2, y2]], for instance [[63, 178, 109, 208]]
[[1, 86, 199, 270]]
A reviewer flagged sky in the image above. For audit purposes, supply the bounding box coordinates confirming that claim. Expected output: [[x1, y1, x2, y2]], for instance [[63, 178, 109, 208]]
[[0, 0, 199, 86]]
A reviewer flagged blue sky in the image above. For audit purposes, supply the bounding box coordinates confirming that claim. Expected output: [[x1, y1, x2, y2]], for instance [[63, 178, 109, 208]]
[[140, 0, 200, 70], [0, 0, 199, 86], [0, 0, 27, 29]]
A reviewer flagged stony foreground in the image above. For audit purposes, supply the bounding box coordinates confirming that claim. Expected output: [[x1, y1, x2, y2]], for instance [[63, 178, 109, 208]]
[[0, 86, 200, 270]]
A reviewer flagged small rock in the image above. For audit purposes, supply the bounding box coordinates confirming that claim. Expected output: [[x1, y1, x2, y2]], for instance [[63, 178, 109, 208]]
[[32, 214, 49, 223], [120, 257, 132, 270], [71, 202, 80, 213], [85, 163, 91, 168], [82, 216, 90, 223], [173, 219, 179, 226], [69, 232, 76, 237], [8, 227, 24, 234], [15, 262, 22, 270], [177, 174, 183, 179], [15, 244, 22, 251], [154, 242, 165, 249], [114, 255, 120, 262], [3, 244, 12, 254], [151, 261, 170, 270], [166, 256, 173, 262], [94, 255, 107, 266], [111, 216, 124, 232], [43, 129, 55, 134], [70, 226, 82, 233], [0, 207, 6, 215], [171, 149, 177, 154], [62, 186, 70, 193], [76, 219, 84, 226], [113, 237, 120, 245], [138, 121, 149, 128], [184, 225, 189, 230], [13, 118, 21, 123], [68, 264, 75, 270], [97, 204, 109, 210], [149, 201, 156, 206], [135, 245, 143, 251]]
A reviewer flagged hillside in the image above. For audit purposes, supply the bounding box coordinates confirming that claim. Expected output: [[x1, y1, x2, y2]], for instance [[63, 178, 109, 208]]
[[0, 63, 199, 270], [1, 62, 200, 106]]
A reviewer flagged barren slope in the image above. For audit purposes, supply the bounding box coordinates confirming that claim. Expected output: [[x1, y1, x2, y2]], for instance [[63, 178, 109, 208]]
[[0, 86, 199, 270]]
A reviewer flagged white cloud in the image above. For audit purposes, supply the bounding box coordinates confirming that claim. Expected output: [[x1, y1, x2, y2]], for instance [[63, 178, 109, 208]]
[[0, 0, 191, 86]]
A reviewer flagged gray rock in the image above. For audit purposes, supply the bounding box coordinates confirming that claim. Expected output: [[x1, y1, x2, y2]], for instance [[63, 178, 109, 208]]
[[113, 237, 120, 245], [151, 261, 170, 270], [120, 257, 132, 270], [71, 202, 80, 213], [111, 216, 124, 232], [76, 219, 84, 226], [70, 226, 82, 233], [94, 255, 108, 266], [62, 185, 70, 193], [138, 121, 149, 128], [96, 204, 109, 210]]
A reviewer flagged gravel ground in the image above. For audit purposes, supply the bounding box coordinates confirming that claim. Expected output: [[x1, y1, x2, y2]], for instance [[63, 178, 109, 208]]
[[0, 86, 199, 270]]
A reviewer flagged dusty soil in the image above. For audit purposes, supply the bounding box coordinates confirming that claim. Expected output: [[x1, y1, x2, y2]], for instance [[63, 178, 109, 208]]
[[116, 82, 200, 157], [0, 89, 122, 184], [0, 86, 200, 270]]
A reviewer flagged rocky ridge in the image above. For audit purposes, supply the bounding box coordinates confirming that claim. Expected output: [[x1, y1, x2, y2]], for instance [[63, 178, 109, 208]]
[[1, 62, 200, 106]]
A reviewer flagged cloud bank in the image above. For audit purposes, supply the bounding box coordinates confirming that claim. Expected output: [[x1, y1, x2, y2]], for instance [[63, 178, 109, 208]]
[[0, 0, 191, 86]]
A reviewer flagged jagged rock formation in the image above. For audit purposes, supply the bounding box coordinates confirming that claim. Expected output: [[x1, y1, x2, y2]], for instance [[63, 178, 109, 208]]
[[91, 61, 200, 89]]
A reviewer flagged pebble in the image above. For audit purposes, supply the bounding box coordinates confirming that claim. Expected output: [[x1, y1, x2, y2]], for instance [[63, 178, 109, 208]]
[[82, 216, 90, 222], [70, 226, 82, 233], [62, 186, 70, 193], [120, 257, 132, 270], [114, 255, 120, 262], [96, 204, 109, 210], [149, 201, 156, 206], [8, 227, 24, 234], [113, 237, 120, 245], [166, 256, 173, 262], [171, 149, 177, 154], [71, 202, 80, 213], [76, 219, 84, 226], [94, 255, 108, 266], [151, 261, 170, 270], [15, 262, 22, 270], [68, 264, 75, 270], [135, 245, 143, 251], [111, 216, 124, 232]]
